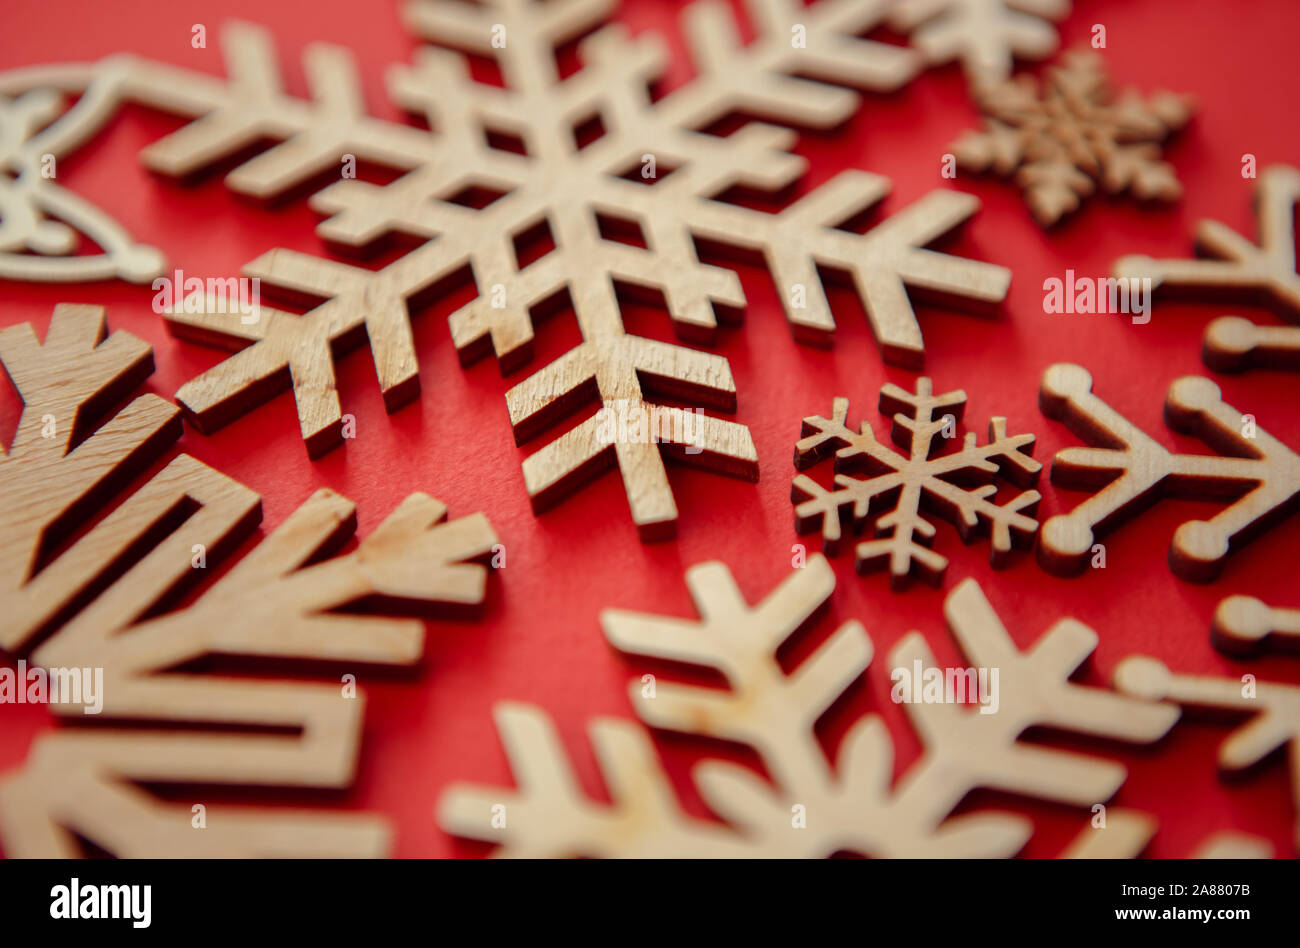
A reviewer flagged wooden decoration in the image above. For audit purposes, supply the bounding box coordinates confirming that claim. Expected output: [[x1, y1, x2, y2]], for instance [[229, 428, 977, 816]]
[[1202, 316, 1300, 372], [659, 171, 1010, 368], [440, 557, 1176, 856], [1038, 363, 1300, 582], [1114, 650, 1300, 852], [952, 48, 1193, 226], [890, 0, 1071, 90], [0, 3, 1008, 537], [1116, 164, 1300, 371], [791, 379, 1041, 588], [0, 306, 499, 857]]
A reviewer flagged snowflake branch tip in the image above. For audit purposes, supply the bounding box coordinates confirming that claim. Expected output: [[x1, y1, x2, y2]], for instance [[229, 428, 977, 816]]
[[1039, 362, 1300, 581]]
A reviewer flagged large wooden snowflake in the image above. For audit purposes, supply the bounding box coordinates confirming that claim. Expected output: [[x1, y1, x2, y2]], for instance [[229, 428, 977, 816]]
[[0, 305, 499, 857], [439, 555, 1177, 856], [0, 0, 1013, 539], [0, 86, 166, 283]]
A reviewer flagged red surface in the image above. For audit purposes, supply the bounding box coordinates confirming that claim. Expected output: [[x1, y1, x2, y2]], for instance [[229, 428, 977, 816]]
[[1, 0, 1298, 857]]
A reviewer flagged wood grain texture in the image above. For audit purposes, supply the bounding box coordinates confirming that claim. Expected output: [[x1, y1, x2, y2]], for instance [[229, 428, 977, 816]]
[[1116, 164, 1300, 372], [1, 489, 498, 857], [0, 306, 499, 857], [441, 558, 1176, 856], [953, 47, 1193, 225], [0, 303, 201, 652], [1038, 363, 1300, 582], [791, 378, 1041, 588]]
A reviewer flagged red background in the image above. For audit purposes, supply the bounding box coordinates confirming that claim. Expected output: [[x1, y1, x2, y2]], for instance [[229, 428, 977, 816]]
[[1, 0, 1298, 857]]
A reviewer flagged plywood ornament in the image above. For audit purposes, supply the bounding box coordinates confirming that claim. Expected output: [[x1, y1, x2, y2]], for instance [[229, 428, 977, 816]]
[[1115, 164, 1300, 372], [0, 305, 500, 857], [0, 0, 1012, 538], [791, 378, 1041, 588], [1115, 610, 1300, 854], [1038, 363, 1300, 582], [952, 47, 1194, 226], [890, 0, 1071, 91], [440, 556, 1177, 856]]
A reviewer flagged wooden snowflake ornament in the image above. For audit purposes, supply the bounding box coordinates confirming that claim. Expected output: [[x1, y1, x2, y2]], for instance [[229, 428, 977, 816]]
[[0, 0, 1012, 540], [0, 305, 500, 857], [1038, 363, 1300, 581], [1116, 164, 1300, 371], [791, 378, 1041, 588], [440, 556, 1176, 857], [952, 48, 1193, 225]]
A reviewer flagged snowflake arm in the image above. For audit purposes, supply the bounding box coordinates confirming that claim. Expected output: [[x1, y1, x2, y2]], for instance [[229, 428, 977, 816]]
[[438, 703, 750, 857], [0, 77, 165, 282], [655, 171, 1011, 367], [1115, 164, 1300, 371], [441, 558, 1176, 856], [128, 22, 438, 196], [0, 305, 499, 857], [1212, 595, 1300, 656], [168, 245, 463, 456], [667, 0, 919, 129], [1039, 363, 1300, 581]]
